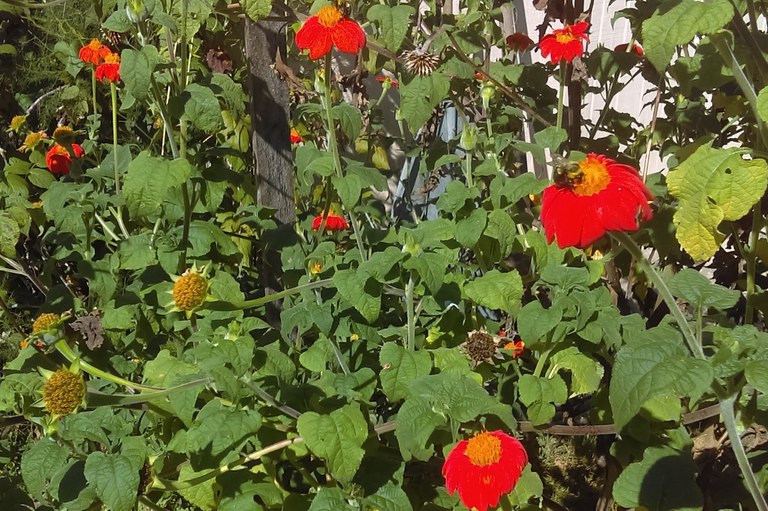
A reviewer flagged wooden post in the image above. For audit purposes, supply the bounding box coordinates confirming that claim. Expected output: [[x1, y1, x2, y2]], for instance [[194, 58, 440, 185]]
[[244, 18, 295, 223]]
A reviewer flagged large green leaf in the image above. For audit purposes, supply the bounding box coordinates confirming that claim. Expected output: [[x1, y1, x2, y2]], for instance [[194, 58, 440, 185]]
[[241, 0, 272, 22], [367, 4, 416, 52], [548, 347, 604, 396], [379, 342, 432, 401], [463, 269, 522, 313], [399, 73, 450, 129], [120, 46, 160, 101], [516, 301, 563, 347], [612, 445, 702, 510], [83, 452, 139, 511], [333, 269, 381, 322], [21, 439, 70, 501], [668, 268, 740, 311], [609, 341, 713, 431], [641, 0, 733, 72], [518, 374, 567, 425], [297, 404, 368, 482], [667, 145, 768, 261], [181, 84, 225, 132], [308, 487, 356, 511], [395, 396, 446, 461], [123, 153, 193, 220], [364, 483, 414, 511]]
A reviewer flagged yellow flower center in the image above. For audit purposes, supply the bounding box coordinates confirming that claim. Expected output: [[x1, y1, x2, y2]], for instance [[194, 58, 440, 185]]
[[32, 312, 60, 334], [23, 132, 43, 150], [310, 262, 323, 274], [572, 155, 611, 196], [464, 432, 503, 467], [87, 39, 103, 51], [173, 271, 208, 311], [53, 126, 74, 139], [43, 370, 85, 416], [10, 115, 26, 131], [555, 31, 577, 44], [317, 5, 342, 28], [104, 52, 120, 64]]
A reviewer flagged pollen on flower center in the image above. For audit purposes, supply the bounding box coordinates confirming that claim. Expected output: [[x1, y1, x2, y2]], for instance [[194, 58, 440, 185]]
[[43, 370, 85, 416], [555, 31, 576, 44], [104, 52, 120, 64], [464, 432, 503, 467], [173, 271, 208, 311], [573, 156, 611, 196], [317, 5, 342, 28]]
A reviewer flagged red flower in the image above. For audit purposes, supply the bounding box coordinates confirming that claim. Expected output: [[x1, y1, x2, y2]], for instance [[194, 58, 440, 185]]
[[295, 5, 366, 60], [312, 212, 349, 232], [541, 153, 653, 249], [504, 340, 525, 359], [46, 143, 85, 175], [443, 430, 528, 511], [539, 21, 590, 64], [376, 75, 399, 88], [614, 42, 644, 57], [506, 32, 534, 52], [290, 128, 304, 144], [79, 39, 113, 65], [95, 52, 121, 83]]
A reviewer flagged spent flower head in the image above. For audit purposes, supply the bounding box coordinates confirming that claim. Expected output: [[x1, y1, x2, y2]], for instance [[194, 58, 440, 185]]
[[40, 366, 86, 417]]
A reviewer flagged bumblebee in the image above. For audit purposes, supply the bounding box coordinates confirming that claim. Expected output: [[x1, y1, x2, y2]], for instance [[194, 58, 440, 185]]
[[552, 156, 583, 189]]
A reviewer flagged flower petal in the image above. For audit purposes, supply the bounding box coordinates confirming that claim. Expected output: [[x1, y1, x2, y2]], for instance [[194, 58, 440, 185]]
[[331, 19, 366, 55]]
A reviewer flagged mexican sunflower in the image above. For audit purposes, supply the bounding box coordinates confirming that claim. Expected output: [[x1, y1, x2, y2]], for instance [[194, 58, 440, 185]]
[[541, 153, 653, 249], [443, 430, 528, 511], [539, 21, 589, 64], [95, 52, 121, 83], [506, 32, 534, 52], [295, 4, 366, 60], [46, 143, 84, 175], [79, 39, 113, 65], [290, 128, 304, 144], [312, 212, 349, 232]]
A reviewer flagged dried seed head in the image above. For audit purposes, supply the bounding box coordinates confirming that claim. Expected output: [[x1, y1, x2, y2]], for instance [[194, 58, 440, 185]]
[[172, 270, 208, 311], [402, 49, 440, 76], [464, 329, 498, 363], [32, 312, 60, 334], [43, 369, 85, 416]]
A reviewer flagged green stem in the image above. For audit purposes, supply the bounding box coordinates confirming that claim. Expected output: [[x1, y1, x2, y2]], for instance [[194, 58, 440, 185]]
[[464, 149, 473, 188], [87, 377, 209, 406], [710, 32, 768, 148], [327, 335, 350, 374], [405, 272, 415, 351], [178, 182, 192, 273], [207, 278, 333, 311], [556, 63, 566, 132], [150, 77, 179, 158], [745, 200, 762, 324], [55, 340, 162, 392], [110, 82, 120, 195], [610, 232, 704, 358], [91, 69, 98, 116], [720, 395, 768, 511], [322, 54, 367, 261], [533, 347, 552, 378]]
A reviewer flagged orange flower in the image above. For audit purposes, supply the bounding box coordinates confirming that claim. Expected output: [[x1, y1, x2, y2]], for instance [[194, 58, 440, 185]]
[[539, 21, 589, 64], [46, 143, 85, 175], [376, 75, 399, 88], [95, 52, 121, 83], [541, 153, 653, 248], [614, 42, 644, 57], [290, 128, 304, 144], [506, 32, 534, 52], [443, 430, 528, 511], [312, 212, 349, 232], [503, 340, 525, 359], [295, 5, 366, 60], [79, 39, 113, 66]]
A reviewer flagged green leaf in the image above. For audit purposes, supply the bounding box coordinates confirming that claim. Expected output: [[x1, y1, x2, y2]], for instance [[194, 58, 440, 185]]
[[0, 212, 20, 256], [333, 269, 381, 322], [120, 46, 159, 101], [367, 4, 416, 52], [364, 483, 414, 511], [437, 181, 475, 214], [518, 374, 567, 425], [332, 173, 363, 209], [241, 0, 272, 22], [177, 463, 217, 511], [28, 167, 56, 189], [533, 126, 568, 151], [308, 487, 356, 511], [379, 342, 432, 401], [333, 103, 362, 141], [548, 347, 604, 396], [746, 360, 768, 394], [103, 9, 132, 32], [403, 251, 449, 293], [668, 268, 740, 310], [517, 301, 563, 346], [463, 269, 523, 313], [21, 439, 70, 501], [400, 73, 450, 129], [612, 446, 702, 510], [609, 341, 714, 431], [395, 396, 446, 461], [297, 404, 368, 482], [757, 86, 768, 125], [181, 84, 225, 132], [456, 208, 487, 247], [668, 145, 768, 261], [84, 452, 139, 511], [507, 465, 544, 506], [123, 153, 193, 220], [641, 0, 734, 72], [484, 209, 517, 262]]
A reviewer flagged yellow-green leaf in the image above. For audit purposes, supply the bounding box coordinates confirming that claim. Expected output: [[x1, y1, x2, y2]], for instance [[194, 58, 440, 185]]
[[667, 145, 768, 261]]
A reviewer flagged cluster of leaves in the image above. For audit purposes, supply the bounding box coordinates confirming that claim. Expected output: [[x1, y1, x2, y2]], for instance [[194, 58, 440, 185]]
[[1, 0, 768, 509]]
